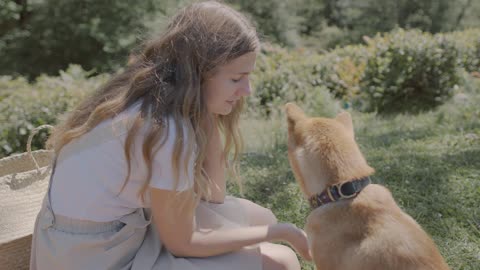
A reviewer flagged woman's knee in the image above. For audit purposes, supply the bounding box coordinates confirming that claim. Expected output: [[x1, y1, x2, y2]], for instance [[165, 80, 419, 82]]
[[260, 243, 300, 270], [236, 198, 277, 226]]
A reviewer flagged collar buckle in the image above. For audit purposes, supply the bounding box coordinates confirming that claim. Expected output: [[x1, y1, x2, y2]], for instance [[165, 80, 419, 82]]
[[334, 182, 358, 199], [309, 176, 371, 210]]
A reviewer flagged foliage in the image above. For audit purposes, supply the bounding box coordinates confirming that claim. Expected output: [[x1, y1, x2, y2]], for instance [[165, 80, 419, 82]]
[[311, 28, 480, 113], [0, 65, 107, 157], [226, 0, 304, 46], [316, 0, 480, 48], [0, 0, 161, 79], [2, 0, 480, 78], [1, 28, 480, 156], [248, 43, 340, 118], [360, 29, 460, 113], [444, 28, 480, 72], [311, 44, 370, 103]]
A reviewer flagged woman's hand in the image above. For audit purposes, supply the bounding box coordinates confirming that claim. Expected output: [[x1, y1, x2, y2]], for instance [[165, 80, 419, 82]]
[[269, 223, 312, 261], [151, 188, 311, 259]]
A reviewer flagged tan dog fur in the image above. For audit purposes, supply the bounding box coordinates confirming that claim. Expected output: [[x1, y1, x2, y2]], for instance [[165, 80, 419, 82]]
[[285, 103, 449, 270]]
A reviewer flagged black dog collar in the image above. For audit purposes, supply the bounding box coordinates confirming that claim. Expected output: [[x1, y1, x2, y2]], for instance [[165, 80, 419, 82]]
[[308, 177, 371, 209]]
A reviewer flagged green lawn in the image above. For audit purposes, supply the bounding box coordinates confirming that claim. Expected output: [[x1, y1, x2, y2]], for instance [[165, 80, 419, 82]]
[[230, 77, 480, 269]]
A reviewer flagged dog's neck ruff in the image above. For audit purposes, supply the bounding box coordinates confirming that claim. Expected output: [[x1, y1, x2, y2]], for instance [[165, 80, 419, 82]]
[[308, 177, 371, 209]]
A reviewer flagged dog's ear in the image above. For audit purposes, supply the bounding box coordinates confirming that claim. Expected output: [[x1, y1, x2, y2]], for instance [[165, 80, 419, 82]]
[[335, 111, 354, 137], [285, 103, 306, 127]]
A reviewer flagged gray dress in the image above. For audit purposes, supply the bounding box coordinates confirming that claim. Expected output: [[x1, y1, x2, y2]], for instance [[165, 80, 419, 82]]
[[29, 162, 263, 270]]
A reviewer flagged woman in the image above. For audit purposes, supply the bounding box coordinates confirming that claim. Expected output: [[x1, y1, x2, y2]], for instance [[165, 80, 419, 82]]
[[30, 1, 311, 269]]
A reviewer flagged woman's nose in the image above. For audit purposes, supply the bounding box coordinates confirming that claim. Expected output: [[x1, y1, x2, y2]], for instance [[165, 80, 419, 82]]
[[237, 80, 251, 96]]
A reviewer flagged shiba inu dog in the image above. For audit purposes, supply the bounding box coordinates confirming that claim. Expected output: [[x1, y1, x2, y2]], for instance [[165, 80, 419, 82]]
[[285, 103, 449, 270]]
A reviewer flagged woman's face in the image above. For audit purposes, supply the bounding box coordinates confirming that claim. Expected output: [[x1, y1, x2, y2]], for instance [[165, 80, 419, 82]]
[[203, 52, 256, 115]]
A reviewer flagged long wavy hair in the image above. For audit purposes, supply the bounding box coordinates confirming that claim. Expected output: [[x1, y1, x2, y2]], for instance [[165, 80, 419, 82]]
[[46, 1, 259, 212]]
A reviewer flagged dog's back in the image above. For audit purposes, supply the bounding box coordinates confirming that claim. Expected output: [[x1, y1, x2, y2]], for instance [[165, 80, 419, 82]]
[[307, 185, 449, 270], [285, 103, 449, 270]]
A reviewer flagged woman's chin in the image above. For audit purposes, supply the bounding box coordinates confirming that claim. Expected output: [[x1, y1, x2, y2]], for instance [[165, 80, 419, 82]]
[[208, 104, 234, 116], [219, 109, 232, 115], [218, 106, 233, 115]]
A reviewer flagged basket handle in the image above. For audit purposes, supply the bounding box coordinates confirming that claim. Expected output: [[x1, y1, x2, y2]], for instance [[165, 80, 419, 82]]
[[26, 124, 55, 173]]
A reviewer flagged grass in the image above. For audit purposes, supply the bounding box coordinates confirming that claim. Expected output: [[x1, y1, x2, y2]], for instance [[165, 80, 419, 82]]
[[229, 77, 480, 269]]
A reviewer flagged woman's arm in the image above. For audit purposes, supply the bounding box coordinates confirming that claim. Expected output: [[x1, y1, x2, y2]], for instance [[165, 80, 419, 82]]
[[202, 119, 226, 203], [149, 187, 311, 259]]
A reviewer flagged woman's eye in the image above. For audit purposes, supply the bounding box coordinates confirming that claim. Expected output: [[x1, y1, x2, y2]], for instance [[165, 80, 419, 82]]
[[231, 78, 242, 83]]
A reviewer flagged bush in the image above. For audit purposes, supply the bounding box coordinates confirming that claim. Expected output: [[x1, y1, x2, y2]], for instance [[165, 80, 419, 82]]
[[311, 44, 370, 103], [360, 29, 460, 113], [0, 65, 107, 158], [307, 29, 480, 113], [248, 44, 340, 118], [444, 29, 480, 72]]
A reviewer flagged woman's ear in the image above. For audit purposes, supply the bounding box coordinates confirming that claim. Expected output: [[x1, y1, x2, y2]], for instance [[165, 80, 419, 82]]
[[335, 111, 354, 137]]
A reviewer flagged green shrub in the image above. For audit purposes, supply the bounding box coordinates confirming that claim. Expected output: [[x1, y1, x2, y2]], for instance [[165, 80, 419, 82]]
[[248, 44, 340, 118], [360, 29, 460, 113], [0, 65, 107, 158], [311, 44, 370, 102], [444, 29, 480, 72]]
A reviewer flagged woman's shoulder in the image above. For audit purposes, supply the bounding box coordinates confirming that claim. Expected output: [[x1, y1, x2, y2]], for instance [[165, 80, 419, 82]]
[[108, 100, 144, 136], [109, 100, 193, 143]]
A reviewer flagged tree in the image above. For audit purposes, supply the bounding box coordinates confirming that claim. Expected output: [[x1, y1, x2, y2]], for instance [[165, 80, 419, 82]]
[[0, 0, 162, 79], [226, 0, 304, 46]]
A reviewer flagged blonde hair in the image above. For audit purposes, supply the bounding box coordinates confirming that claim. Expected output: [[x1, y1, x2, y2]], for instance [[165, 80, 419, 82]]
[[47, 1, 259, 213]]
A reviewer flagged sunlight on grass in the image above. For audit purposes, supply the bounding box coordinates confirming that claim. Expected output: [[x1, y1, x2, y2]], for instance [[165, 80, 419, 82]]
[[240, 114, 287, 154]]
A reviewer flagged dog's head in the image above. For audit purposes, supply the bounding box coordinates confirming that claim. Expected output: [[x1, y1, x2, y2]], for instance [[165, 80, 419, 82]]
[[285, 103, 374, 198]]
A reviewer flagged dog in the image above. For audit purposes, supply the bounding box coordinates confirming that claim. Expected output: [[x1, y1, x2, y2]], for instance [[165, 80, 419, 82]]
[[285, 103, 449, 270]]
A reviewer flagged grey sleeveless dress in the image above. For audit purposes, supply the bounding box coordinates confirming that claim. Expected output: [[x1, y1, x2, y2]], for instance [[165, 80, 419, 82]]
[[29, 162, 262, 270]]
